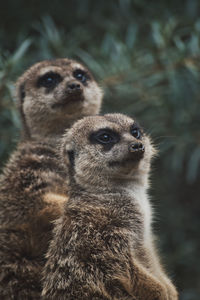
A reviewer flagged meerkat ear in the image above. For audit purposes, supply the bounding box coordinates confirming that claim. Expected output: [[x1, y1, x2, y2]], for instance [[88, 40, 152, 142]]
[[61, 146, 75, 168], [15, 81, 31, 140], [66, 150, 75, 167], [60, 130, 76, 168], [61, 142, 75, 167], [19, 83, 26, 102], [15, 81, 26, 105]]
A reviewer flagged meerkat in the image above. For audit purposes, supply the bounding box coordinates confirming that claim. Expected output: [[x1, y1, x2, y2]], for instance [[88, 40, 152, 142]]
[[42, 113, 178, 300], [15, 58, 103, 142], [0, 59, 102, 298]]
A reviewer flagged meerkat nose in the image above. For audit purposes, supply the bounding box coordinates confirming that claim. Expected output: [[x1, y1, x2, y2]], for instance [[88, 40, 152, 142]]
[[67, 82, 81, 91], [129, 142, 145, 153]]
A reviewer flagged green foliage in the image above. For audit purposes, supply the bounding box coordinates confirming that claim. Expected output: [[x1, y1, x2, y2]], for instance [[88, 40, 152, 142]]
[[0, 1, 200, 299], [0, 39, 32, 164]]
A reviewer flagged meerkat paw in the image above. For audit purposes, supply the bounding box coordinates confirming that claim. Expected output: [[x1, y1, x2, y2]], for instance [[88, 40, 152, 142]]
[[157, 275, 178, 300], [165, 282, 178, 300], [131, 266, 169, 300], [144, 282, 168, 300]]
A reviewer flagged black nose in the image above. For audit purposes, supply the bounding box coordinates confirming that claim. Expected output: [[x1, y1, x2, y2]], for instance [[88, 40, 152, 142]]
[[67, 82, 81, 90], [129, 142, 145, 153]]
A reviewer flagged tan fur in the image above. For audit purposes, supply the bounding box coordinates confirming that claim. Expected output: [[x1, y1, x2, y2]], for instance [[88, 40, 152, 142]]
[[15, 58, 103, 141], [42, 113, 178, 299], [43, 192, 68, 213]]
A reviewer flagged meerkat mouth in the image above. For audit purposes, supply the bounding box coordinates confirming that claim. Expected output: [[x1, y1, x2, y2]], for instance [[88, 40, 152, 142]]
[[108, 153, 144, 167], [51, 92, 84, 109]]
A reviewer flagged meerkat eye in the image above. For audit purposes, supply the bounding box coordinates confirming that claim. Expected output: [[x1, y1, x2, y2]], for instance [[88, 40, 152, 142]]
[[37, 72, 63, 89], [90, 128, 120, 147], [96, 132, 114, 144], [130, 124, 142, 139], [73, 69, 89, 84]]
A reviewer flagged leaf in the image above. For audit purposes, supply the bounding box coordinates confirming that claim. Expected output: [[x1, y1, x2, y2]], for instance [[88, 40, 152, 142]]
[[187, 146, 200, 183], [9, 39, 32, 65]]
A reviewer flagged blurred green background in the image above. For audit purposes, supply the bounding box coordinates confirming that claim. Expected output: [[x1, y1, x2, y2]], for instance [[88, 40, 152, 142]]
[[0, 0, 200, 298]]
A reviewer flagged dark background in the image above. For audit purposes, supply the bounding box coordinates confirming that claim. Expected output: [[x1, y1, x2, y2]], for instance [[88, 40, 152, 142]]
[[0, 1, 200, 299]]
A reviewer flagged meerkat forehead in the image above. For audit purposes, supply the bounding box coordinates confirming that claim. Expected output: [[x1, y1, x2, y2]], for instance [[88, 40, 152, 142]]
[[104, 113, 136, 127], [73, 114, 137, 133], [37, 63, 88, 77]]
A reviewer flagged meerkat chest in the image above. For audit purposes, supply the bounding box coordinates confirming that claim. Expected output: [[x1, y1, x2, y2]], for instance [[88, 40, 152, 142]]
[[128, 187, 152, 241]]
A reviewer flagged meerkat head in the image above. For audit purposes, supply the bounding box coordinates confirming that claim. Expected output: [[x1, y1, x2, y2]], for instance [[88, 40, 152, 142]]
[[16, 58, 103, 140], [61, 113, 156, 191]]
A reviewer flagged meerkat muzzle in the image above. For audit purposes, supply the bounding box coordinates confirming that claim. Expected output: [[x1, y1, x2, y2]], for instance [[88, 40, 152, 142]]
[[129, 142, 145, 153], [67, 82, 82, 92]]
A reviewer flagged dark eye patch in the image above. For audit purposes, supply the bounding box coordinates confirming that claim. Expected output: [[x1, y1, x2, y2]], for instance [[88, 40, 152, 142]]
[[37, 72, 63, 90], [130, 123, 142, 139], [73, 69, 90, 85], [89, 128, 120, 151]]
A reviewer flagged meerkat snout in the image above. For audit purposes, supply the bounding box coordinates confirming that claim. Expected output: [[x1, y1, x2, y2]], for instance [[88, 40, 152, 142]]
[[67, 82, 81, 92], [66, 81, 83, 99], [129, 142, 145, 153]]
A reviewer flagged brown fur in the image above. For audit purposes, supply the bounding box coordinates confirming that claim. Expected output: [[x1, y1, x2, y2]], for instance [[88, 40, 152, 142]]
[[42, 114, 178, 299], [0, 141, 68, 299], [15, 58, 103, 141]]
